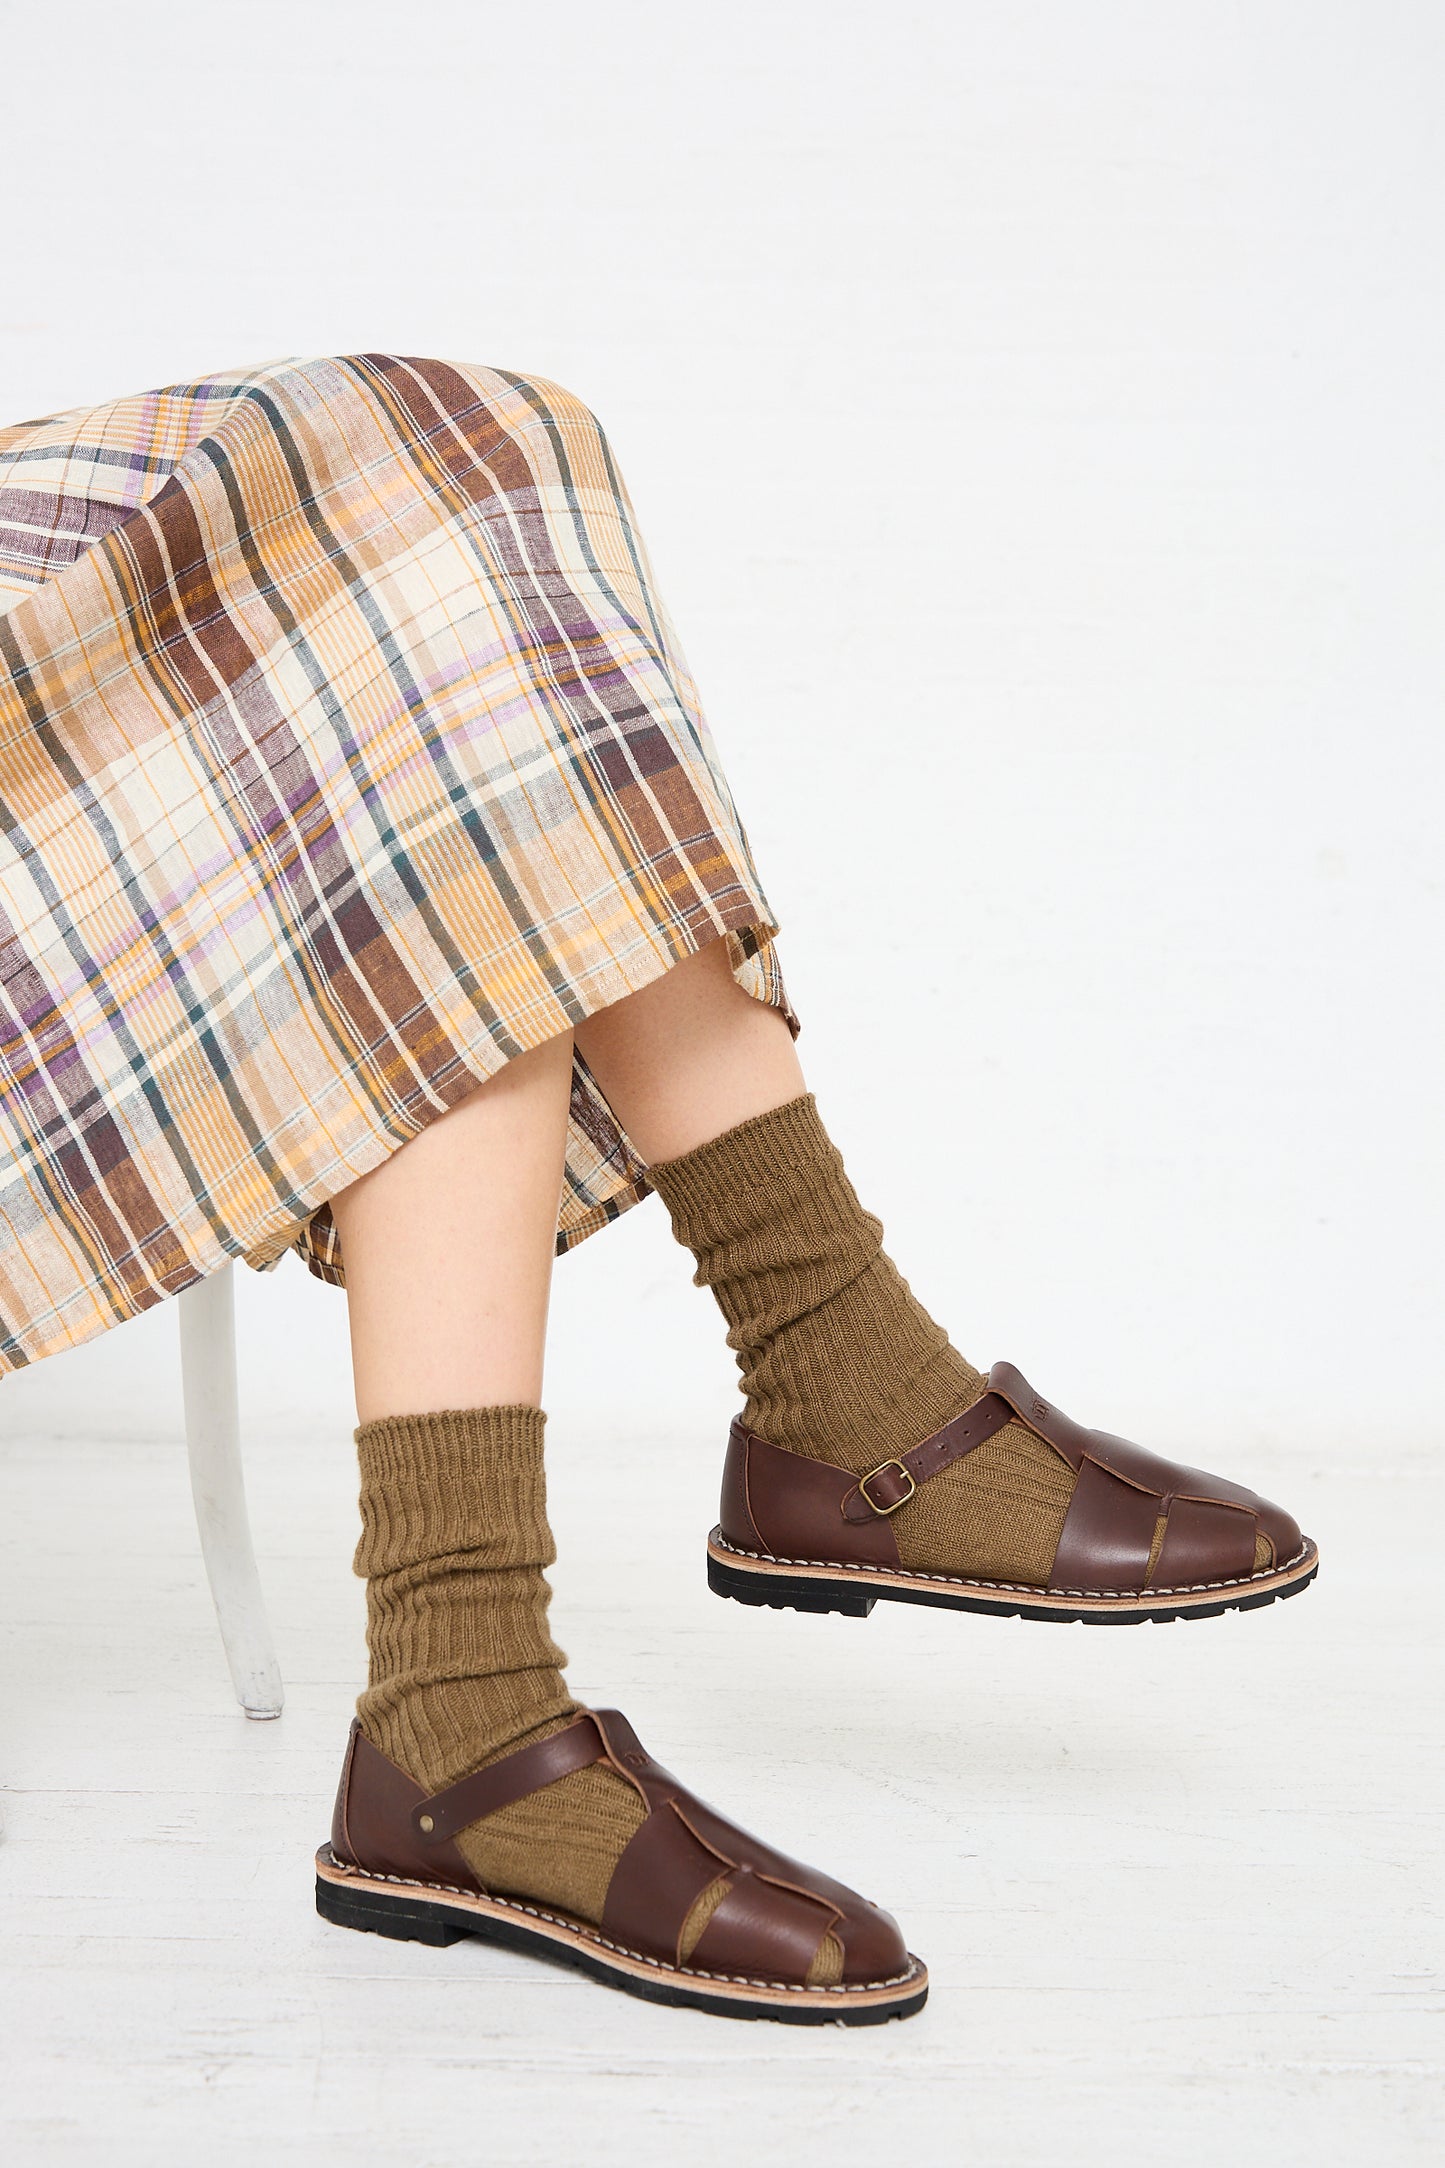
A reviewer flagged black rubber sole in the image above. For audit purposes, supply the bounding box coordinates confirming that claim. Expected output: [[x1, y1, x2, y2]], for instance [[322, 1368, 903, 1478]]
[[315, 1860, 927, 2026], [707, 1546, 1320, 1627]]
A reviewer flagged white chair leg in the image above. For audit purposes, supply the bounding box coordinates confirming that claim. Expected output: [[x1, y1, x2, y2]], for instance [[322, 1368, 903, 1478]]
[[178, 1265, 284, 1720]]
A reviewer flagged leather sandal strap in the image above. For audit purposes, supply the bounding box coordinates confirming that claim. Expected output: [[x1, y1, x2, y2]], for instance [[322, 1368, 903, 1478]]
[[601, 1795, 843, 1979], [410, 1711, 606, 1846], [688, 1868, 841, 1983], [841, 1391, 1013, 1519], [986, 1360, 1281, 1593]]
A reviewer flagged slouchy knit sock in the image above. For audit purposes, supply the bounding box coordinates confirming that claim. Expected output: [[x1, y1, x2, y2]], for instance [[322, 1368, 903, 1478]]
[[647, 1093, 1076, 1584], [352, 1405, 645, 1924]]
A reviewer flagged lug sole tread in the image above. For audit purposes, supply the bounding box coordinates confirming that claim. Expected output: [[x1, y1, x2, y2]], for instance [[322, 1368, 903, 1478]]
[[707, 1536, 1319, 1626]]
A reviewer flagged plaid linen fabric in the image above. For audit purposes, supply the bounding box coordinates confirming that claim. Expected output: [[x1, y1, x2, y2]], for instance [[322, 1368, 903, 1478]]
[[0, 355, 792, 1372]]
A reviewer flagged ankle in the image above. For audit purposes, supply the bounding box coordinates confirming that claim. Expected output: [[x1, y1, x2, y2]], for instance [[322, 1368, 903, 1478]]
[[356, 1684, 582, 1799], [741, 1324, 984, 1474]]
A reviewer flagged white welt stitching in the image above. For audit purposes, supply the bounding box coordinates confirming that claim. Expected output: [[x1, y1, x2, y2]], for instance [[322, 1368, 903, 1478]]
[[710, 1529, 1313, 1600], [320, 1852, 921, 1998]]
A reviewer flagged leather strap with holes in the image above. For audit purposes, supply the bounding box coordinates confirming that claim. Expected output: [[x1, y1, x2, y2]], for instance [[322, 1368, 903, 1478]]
[[840, 1391, 1013, 1520]]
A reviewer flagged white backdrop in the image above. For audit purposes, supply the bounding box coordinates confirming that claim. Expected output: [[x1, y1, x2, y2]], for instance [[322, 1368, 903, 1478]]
[[1, 0, 1440, 1458]]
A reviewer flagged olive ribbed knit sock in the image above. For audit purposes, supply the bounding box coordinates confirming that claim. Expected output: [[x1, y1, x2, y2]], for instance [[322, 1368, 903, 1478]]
[[352, 1405, 645, 1924], [647, 1093, 1076, 1584]]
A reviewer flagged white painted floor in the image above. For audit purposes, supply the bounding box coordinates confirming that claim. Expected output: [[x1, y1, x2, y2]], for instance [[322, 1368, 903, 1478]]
[[1, 1417, 1439, 2167]]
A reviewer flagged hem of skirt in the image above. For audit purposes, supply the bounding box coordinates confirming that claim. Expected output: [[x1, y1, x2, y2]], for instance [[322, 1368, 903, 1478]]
[[251, 888, 793, 1293], [0, 880, 792, 1370], [0, 894, 788, 1373]]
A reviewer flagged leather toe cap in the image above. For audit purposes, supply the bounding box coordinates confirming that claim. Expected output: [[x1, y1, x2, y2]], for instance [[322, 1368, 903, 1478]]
[[835, 1891, 912, 1983]]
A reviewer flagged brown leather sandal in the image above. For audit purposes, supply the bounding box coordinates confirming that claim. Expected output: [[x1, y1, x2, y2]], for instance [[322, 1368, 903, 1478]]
[[708, 1360, 1319, 1626], [316, 1707, 927, 2024]]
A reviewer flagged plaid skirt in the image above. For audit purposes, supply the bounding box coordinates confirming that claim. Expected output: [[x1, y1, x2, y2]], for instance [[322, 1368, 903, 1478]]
[[0, 355, 792, 1374]]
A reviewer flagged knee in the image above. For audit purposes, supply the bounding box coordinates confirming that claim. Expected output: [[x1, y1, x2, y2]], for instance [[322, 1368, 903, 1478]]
[[263, 355, 608, 452]]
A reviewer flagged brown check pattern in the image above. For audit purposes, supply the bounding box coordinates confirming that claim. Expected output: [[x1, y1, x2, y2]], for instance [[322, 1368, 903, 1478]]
[[0, 355, 791, 1372]]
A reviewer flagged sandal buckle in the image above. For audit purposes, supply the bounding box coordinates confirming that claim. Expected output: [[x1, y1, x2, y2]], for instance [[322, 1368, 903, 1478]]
[[857, 1458, 916, 1515]]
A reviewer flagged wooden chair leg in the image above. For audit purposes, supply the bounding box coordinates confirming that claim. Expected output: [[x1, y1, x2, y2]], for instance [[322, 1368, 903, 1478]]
[[177, 1266, 284, 1719]]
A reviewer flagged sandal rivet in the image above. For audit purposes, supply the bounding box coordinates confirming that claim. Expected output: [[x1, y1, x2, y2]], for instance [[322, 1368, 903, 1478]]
[[419, 1814, 435, 1834]]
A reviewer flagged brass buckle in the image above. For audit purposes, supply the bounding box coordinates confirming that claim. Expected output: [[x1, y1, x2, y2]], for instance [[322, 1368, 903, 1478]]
[[858, 1458, 916, 1515]]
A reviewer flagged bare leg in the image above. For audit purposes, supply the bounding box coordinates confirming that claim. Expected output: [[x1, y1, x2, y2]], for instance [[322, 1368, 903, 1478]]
[[572, 937, 804, 1163], [329, 1031, 574, 1424]]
